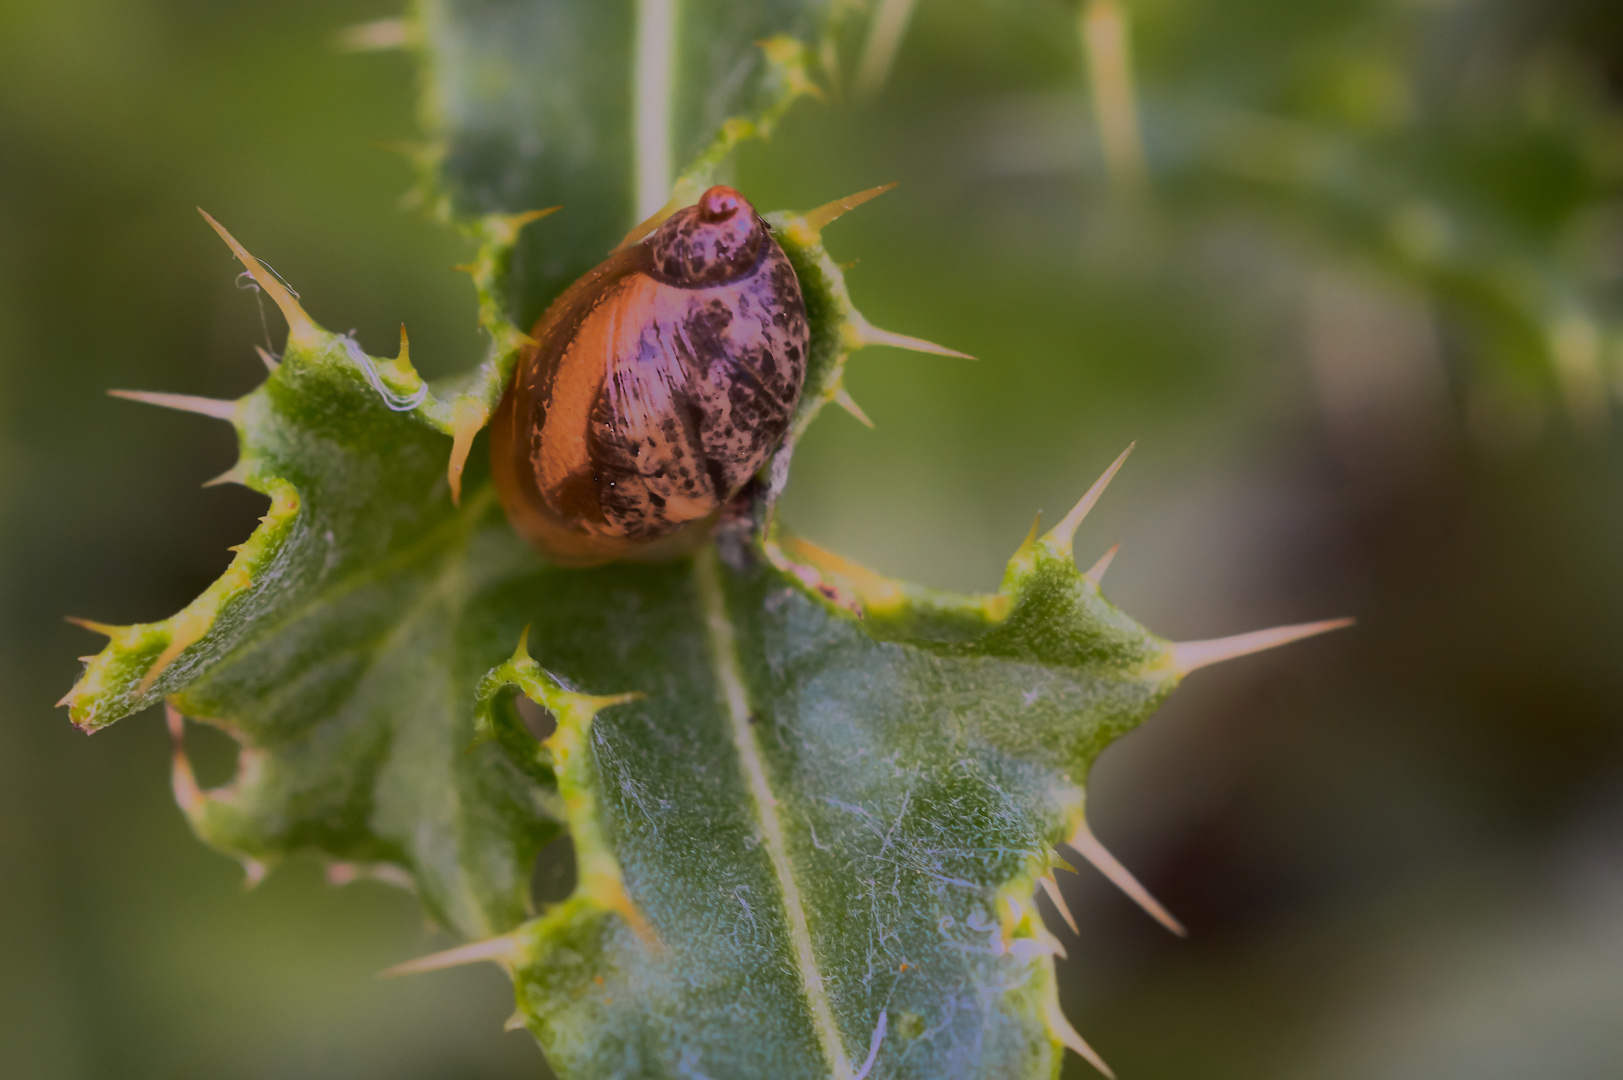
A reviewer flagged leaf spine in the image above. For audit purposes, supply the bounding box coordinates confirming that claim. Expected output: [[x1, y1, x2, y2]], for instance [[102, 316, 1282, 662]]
[[1065, 817, 1186, 937], [379, 934, 522, 978], [1172, 617, 1355, 675], [1038, 872, 1080, 935], [197, 209, 319, 343], [108, 389, 238, 422], [802, 182, 899, 234], [1043, 442, 1135, 556], [1084, 542, 1120, 583], [849, 312, 975, 358]]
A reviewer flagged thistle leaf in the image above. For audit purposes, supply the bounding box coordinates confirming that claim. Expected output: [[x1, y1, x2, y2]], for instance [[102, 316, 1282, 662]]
[[62, 3, 1348, 1078]]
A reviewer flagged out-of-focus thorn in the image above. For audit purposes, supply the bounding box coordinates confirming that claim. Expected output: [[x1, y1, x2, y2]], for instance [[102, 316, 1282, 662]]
[[850, 313, 975, 359], [336, 17, 416, 52], [490, 206, 560, 246], [202, 464, 248, 489], [818, 37, 843, 104], [166, 703, 203, 815], [328, 861, 416, 890], [503, 1011, 527, 1033], [1050, 850, 1077, 874], [802, 182, 898, 234], [1038, 872, 1079, 936], [198, 209, 318, 343], [65, 616, 119, 637], [1550, 313, 1608, 440], [1065, 817, 1186, 937], [1081, 0, 1148, 192], [254, 345, 280, 372], [853, 0, 918, 98], [380, 934, 522, 978], [833, 385, 875, 428], [1172, 617, 1355, 676], [447, 399, 489, 505], [1084, 543, 1120, 584], [1044, 992, 1116, 1080], [1043, 443, 1134, 556], [240, 859, 268, 890], [108, 389, 237, 422]]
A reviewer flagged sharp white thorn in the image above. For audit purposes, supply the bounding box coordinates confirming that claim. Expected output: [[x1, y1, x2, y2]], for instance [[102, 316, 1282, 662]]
[[1045, 993, 1115, 1079], [1172, 617, 1355, 676], [254, 345, 280, 371], [833, 386, 875, 428], [109, 389, 237, 421], [1084, 543, 1120, 584], [379, 934, 521, 978], [1065, 818, 1186, 937], [1038, 872, 1080, 936], [852, 314, 974, 359], [1044, 443, 1135, 554]]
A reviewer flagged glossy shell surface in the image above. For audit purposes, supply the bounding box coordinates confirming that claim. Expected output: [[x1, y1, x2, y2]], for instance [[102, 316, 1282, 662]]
[[491, 187, 810, 566]]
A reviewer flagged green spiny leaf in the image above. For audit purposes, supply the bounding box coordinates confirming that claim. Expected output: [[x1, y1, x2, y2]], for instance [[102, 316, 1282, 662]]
[[63, 2, 1349, 1078]]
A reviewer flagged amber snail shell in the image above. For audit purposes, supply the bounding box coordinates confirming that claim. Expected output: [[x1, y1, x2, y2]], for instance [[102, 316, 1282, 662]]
[[490, 186, 810, 567]]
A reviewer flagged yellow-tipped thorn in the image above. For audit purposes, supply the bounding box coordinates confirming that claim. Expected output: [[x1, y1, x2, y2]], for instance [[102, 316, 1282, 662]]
[[397, 324, 410, 366], [254, 345, 279, 372], [616, 196, 682, 250], [166, 704, 204, 816], [802, 182, 899, 234], [380, 934, 522, 979], [1012, 512, 1043, 562], [447, 399, 489, 505], [1038, 873, 1080, 936], [1045, 993, 1116, 1079], [108, 389, 238, 422], [1084, 543, 1120, 584], [65, 616, 119, 637], [833, 386, 875, 428], [780, 535, 903, 612], [337, 17, 414, 52], [198, 208, 318, 343], [1065, 818, 1186, 937], [851, 314, 975, 359], [1172, 617, 1354, 676], [1044, 443, 1134, 556], [506, 206, 561, 231]]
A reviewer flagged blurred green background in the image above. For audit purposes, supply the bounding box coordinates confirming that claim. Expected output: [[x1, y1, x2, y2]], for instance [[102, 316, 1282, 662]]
[[4, 0, 1623, 1077]]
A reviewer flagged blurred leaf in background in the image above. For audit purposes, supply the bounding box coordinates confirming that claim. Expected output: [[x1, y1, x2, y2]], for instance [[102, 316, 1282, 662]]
[[4, 0, 1623, 1078]]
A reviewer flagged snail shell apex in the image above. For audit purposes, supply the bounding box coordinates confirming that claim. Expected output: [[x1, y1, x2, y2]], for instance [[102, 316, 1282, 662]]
[[491, 186, 810, 566]]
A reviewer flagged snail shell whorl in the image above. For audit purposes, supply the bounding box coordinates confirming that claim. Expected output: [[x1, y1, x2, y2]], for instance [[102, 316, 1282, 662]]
[[491, 186, 810, 566]]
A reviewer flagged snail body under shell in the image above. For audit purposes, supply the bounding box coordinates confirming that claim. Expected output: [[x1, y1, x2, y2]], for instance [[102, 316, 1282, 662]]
[[491, 186, 810, 566]]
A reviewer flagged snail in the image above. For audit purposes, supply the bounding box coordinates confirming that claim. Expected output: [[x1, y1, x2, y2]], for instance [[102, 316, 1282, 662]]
[[490, 186, 809, 567]]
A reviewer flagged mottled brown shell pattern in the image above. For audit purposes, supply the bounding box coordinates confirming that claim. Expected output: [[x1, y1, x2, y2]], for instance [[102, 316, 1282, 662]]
[[491, 186, 810, 566]]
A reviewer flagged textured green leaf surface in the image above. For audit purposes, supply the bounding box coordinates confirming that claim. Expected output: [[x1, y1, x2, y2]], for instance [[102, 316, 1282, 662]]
[[415, 0, 833, 323], [62, 2, 1344, 1077]]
